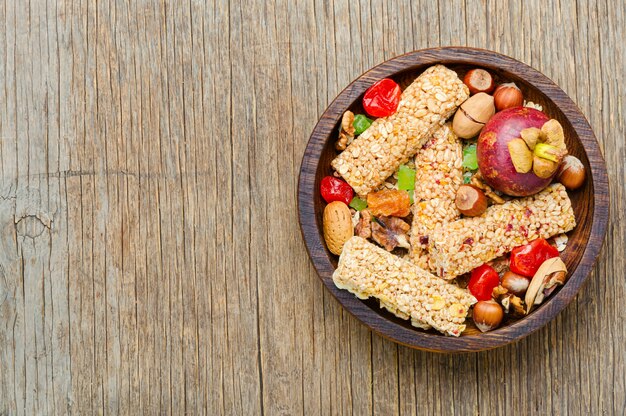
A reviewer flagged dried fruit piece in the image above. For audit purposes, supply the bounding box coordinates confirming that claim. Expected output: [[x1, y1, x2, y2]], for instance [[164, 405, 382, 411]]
[[321, 176, 354, 205], [520, 127, 541, 150], [534, 143, 566, 163], [370, 216, 410, 251], [449, 303, 468, 318], [367, 189, 411, 217], [363, 78, 402, 117], [533, 155, 559, 179], [507, 138, 533, 173], [541, 118, 566, 149], [430, 295, 446, 311]]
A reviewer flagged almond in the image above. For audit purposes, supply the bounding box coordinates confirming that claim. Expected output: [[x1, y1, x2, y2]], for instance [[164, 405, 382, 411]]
[[323, 201, 354, 255]]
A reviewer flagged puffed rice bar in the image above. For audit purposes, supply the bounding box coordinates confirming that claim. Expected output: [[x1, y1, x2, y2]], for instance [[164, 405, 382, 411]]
[[410, 124, 463, 268], [331, 65, 469, 197], [333, 236, 477, 336], [428, 183, 576, 279]]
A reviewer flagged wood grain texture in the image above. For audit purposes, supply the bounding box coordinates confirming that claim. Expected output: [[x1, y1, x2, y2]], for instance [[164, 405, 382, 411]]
[[0, 0, 623, 415]]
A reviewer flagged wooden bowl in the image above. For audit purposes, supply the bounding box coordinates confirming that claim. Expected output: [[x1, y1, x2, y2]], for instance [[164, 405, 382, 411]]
[[298, 47, 609, 352]]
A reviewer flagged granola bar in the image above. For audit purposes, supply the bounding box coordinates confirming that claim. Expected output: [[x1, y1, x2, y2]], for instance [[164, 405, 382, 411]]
[[331, 65, 469, 197], [410, 124, 463, 268], [333, 236, 477, 336], [428, 183, 576, 279]]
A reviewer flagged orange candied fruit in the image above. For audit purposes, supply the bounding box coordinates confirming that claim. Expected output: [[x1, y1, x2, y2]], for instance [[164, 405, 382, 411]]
[[366, 189, 411, 217]]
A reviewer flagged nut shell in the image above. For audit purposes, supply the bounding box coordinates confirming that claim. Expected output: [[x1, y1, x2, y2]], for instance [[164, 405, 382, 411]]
[[472, 300, 504, 332], [501, 271, 530, 296], [455, 185, 488, 217], [452, 93, 496, 139], [493, 83, 523, 111], [323, 201, 354, 255], [557, 155, 586, 190], [463, 69, 495, 95]]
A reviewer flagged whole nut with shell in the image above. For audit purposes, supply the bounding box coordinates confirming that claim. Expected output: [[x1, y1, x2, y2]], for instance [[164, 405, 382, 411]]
[[323, 201, 354, 255], [452, 93, 496, 139]]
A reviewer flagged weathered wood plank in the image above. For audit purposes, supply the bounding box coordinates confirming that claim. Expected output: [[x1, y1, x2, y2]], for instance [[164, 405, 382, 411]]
[[0, 0, 623, 415]]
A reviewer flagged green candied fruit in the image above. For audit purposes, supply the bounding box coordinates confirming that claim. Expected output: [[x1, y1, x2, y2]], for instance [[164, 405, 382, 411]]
[[397, 165, 416, 191], [407, 190, 414, 205], [463, 143, 478, 171], [463, 171, 473, 184], [353, 114, 373, 135], [349, 196, 367, 211]]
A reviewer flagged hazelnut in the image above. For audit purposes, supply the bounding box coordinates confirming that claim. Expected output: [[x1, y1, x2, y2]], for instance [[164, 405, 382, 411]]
[[472, 300, 504, 332], [501, 271, 530, 296], [557, 155, 586, 190], [455, 185, 488, 217], [452, 93, 496, 139], [493, 83, 523, 111], [463, 69, 495, 95]]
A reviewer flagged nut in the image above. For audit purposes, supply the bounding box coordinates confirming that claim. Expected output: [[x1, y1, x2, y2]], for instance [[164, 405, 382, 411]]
[[454, 185, 488, 216], [323, 201, 354, 255], [370, 216, 410, 251], [463, 69, 495, 95], [472, 300, 504, 332], [493, 82, 523, 111], [452, 92, 496, 139], [501, 271, 530, 296], [525, 257, 568, 313], [507, 138, 533, 173], [336, 110, 355, 151], [557, 155, 586, 190], [354, 209, 372, 239]]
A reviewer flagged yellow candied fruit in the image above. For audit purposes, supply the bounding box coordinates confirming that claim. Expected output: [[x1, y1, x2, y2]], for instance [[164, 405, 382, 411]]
[[448, 303, 467, 318], [431, 295, 445, 311]]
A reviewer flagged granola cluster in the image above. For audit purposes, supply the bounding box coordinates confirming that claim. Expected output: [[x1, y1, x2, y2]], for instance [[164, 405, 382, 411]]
[[428, 183, 576, 279], [333, 237, 477, 336], [331, 65, 469, 197], [409, 123, 463, 268]]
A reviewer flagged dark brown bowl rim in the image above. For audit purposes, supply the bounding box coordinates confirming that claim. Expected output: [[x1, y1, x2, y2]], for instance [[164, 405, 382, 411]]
[[297, 47, 609, 352]]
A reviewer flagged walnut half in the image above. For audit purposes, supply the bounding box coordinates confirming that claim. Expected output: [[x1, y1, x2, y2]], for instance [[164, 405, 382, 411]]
[[336, 111, 355, 151], [371, 216, 410, 252]]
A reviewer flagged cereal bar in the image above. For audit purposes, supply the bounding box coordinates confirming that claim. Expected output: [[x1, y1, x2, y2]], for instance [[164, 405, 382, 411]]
[[410, 124, 463, 268], [331, 65, 469, 197], [428, 183, 576, 279], [333, 236, 477, 336]]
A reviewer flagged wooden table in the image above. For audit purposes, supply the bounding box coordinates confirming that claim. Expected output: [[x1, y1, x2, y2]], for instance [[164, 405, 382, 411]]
[[0, 1, 623, 414]]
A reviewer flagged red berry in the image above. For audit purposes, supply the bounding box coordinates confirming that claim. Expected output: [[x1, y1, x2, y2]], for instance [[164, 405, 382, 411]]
[[363, 78, 401, 117], [510, 238, 559, 277], [320, 176, 354, 205], [468, 264, 500, 301]]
